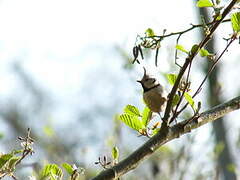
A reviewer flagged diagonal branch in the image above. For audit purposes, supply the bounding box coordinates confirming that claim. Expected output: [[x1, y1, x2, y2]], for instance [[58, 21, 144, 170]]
[[92, 96, 240, 180], [163, 0, 238, 124]]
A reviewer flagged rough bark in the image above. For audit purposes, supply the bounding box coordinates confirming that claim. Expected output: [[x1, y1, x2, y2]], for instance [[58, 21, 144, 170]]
[[92, 96, 240, 180]]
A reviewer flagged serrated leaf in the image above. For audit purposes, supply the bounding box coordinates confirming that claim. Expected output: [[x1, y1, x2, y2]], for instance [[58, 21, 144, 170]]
[[231, 12, 240, 33], [172, 94, 180, 107], [142, 106, 152, 127], [184, 93, 196, 111], [119, 114, 144, 131], [40, 164, 63, 180], [166, 74, 178, 85], [124, 105, 141, 117], [199, 48, 210, 57], [197, 0, 213, 7], [62, 163, 74, 175], [112, 146, 119, 160], [145, 28, 155, 37], [176, 44, 188, 54]]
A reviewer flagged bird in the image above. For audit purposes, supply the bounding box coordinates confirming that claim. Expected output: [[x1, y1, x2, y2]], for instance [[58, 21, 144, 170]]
[[137, 67, 167, 114]]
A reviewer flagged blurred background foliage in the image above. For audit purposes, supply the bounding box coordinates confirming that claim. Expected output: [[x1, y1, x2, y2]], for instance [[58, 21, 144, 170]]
[[0, 0, 240, 179]]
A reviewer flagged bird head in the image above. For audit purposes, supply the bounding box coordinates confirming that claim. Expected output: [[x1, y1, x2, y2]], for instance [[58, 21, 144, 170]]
[[137, 67, 158, 90]]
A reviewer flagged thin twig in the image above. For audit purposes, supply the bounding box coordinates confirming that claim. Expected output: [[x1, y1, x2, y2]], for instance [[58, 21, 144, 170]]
[[175, 34, 183, 68], [170, 60, 193, 124], [155, 47, 159, 66], [175, 36, 236, 118], [150, 19, 230, 41], [193, 37, 235, 97], [162, 0, 237, 124]]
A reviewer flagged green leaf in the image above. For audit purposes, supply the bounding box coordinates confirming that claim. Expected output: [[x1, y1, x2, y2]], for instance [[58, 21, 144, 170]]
[[8, 156, 20, 170], [231, 12, 240, 33], [199, 48, 210, 57], [11, 149, 23, 155], [62, 163, 74, 175], [175, 44, 188, 54], [0, 154, 13, 168], [184, 92, 196, 111], [172, 94, 180, 107], [142, 106, 152, 127], [124, 105, 141, 117], [190, 44, 199, 55], [145, 28, 155, 37], [197, 0, 214, 7], [216, 0, 221, 5], [43, 125, 55, 137], [40, 164, 63, 180], [152, 128, 160, 135], [112, 146, 119, 160], [166, 74, 178, 85], [119, 114, 144, 131], [216, 14, 222, 21]]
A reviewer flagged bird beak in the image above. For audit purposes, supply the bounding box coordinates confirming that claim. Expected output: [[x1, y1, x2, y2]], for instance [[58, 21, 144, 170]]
[[137, 80, 142, 84]]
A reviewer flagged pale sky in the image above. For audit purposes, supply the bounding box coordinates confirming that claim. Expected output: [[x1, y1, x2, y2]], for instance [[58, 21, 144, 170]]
[[0, 0, 239, 166]]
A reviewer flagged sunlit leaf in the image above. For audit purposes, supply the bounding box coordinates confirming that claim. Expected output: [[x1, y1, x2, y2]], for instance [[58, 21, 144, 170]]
[[216, 14, 222, 21], [142, 106, 152, 127], [124, 105, 141, 117], [0, 154, 13, 168], [175, 44, 188, 54], [40, 164, 63, 180], [231, 12, 240, 33], [184, 92, 196, 111], [62, 163, 74, 175], [152, 128, 160, 135], [166, 74, 178, 85], [197, 0, 214, 7], [199, 48, 210, 57], [145, 28, 155, 37], [172, 94, 180, 106], [119, 114, 144, 131], [112, 146, 119, 160]]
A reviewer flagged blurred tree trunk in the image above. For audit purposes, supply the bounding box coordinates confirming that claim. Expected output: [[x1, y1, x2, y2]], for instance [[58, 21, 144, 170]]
[[197, 7, 237, 180]]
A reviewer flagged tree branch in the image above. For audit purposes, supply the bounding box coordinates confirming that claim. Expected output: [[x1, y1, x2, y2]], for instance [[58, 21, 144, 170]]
[[92, 96, 240, 180], [163, 0, 238, 124]]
